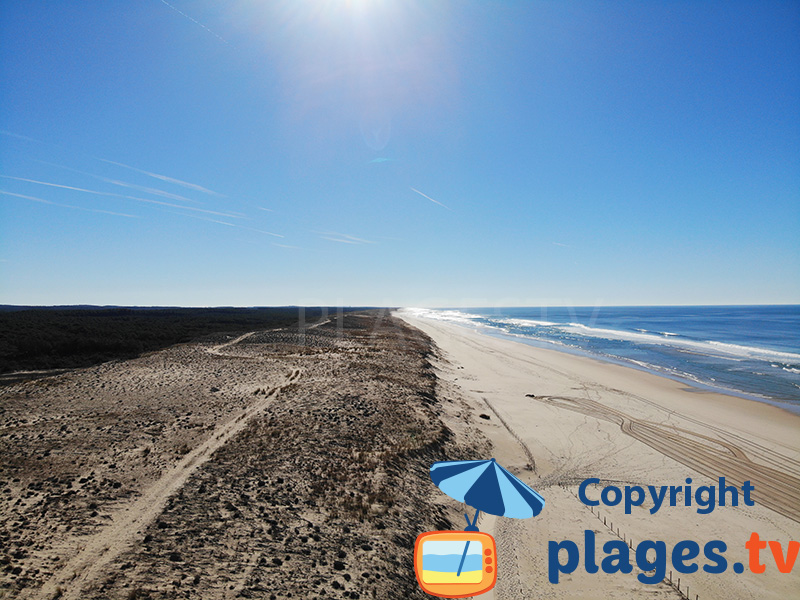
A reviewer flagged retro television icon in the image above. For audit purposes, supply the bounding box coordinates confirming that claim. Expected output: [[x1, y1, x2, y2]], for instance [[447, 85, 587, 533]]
[[414, 531, 497, 598]]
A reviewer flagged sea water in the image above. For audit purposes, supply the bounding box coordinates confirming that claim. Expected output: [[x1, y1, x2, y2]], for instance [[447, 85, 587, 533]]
[[407, 306, 800, 412]]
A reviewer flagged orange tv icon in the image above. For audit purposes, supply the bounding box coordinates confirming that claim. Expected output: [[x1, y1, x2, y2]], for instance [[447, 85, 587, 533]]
[[414, 531, 497, 598]]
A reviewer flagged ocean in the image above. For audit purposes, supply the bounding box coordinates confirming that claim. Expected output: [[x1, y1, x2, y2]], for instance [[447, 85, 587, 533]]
[[406, 305, 800, 413]]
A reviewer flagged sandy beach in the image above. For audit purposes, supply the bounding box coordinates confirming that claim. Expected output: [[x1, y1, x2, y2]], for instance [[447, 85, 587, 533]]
[[398, 310, 800, 600]]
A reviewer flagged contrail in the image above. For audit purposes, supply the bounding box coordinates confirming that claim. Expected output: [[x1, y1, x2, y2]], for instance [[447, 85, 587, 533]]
[[35, 160, 229, 207], [0, 190, 138, 218], [0, 130, 44, 144], [97, 157, 225, 197], [3, 130, 223, 198], [0, 175, 243, 219], [321, 237, 361, 244], [98, 176, 204, 204], [410, 187, 451, 210], [166, 211, 283, 238], [237, 225, 284, 238], [4, 174, 282, 236], [316, 231, 375, 244], [168, 211, 236, 227], [33, 161, 204, 204], [1, 176, 105, 195], [159, 0, 230, 46], [4, 130, 225, 197]]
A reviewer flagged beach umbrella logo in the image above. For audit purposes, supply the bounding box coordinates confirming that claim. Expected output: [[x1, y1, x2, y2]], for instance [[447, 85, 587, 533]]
[[414, 458, 545, 598]]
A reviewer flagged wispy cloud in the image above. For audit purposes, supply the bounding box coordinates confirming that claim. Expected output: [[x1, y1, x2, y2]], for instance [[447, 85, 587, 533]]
[[33, 160, 237, 209], [553, 242, 570, 247], [256, 206, 274, 212], [237, 225, 284, 238], [322, 237, 360, 244], [3, 130, 223, 198], [317, 231, 375, 245], [0, 130, 43, 144], [0, 190, 138, 218], [1, 175, 243, 219], [4, 174, 290, 241], [168, 211, 236, 227], [166, 211, 286, 239], [1, 190, 53, 205], [97, 157, 225, 197], [179, 217, 288, 238], [272, 242, 302, 249], [159, 0, 230, 46], [410, 187, 451, 210], [97, 176, 204, 204], [2, 175, 103, 195]]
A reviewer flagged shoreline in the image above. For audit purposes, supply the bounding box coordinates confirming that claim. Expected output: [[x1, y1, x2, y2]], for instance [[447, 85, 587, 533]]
[[489, 324, 800, 417], [407, 309, 800, 416], [397, 309, 800, 600]]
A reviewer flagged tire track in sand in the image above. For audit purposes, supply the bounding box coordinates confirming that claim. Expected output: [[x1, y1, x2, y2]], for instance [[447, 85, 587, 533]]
[[206, 331, 257, 357], [481, 397, 537, 474], [475, 398, 539, 600], [533, 395, 800, 524], [33, 371, 299, 600]]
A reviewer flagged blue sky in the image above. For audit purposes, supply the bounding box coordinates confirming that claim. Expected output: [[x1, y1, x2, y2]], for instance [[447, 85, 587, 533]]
[[1, 1, 798, 307]]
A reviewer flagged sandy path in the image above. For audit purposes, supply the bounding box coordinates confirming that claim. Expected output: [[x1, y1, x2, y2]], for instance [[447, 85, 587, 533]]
[[307, 318, 332, 329], [205, 331, 257, 356], [32, 369, 300, 600]]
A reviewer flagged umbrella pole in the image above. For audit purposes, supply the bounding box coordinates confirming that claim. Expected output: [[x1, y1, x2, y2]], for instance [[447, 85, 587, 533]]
[[456, 508, 481, 577], [464, 509, 481, 532]]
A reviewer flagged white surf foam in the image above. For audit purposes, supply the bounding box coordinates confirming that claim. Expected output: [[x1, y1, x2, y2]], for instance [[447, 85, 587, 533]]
[[557, 322, 800, 363], [492, 317, 558, 327], [407, 308, 800, 365]]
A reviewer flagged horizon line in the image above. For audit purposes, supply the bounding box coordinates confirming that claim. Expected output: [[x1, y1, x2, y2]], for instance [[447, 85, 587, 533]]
[[1, 303, 798, 310]]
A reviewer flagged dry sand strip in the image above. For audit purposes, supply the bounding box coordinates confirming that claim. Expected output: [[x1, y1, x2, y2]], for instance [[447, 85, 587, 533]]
[[32, 374, 294, 600]]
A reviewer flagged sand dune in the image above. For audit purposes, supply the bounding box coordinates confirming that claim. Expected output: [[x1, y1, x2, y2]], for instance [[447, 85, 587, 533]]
[[1, 312, 487, 600]]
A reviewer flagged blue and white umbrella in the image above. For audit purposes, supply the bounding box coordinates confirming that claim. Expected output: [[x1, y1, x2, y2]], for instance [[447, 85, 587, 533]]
[[430, 458, 544, 578], [430, 458, 545, 521]]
